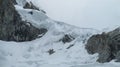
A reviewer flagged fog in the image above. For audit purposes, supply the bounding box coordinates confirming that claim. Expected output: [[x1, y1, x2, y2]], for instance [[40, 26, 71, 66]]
[[32, 0, 120, 30]]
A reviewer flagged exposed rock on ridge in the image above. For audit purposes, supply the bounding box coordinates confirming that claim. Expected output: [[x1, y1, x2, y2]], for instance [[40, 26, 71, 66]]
[[23, 1, 40, 11], [23, 1, 46, 14], [11, 0, 17, 5], [0, 0, 47, 42], [85, 27, 120, 63]]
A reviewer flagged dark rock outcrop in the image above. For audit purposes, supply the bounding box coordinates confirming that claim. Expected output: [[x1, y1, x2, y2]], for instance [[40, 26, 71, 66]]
[[0, 0, 47, 42], [23, 1, 40, 11], [85, 28, 120, 63], [11, 0, 17, 5], [60, 34, 75, 43], [48, 49, 55, 55], [23, 1, 46, 14], [66, 44, 74, 49]]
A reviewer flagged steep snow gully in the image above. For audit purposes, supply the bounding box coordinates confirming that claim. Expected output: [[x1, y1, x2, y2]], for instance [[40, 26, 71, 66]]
[[0, 0, 120, 67]]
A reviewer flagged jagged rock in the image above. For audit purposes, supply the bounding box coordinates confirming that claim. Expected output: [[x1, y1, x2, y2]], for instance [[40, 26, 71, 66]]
[[108, 28, 120, 62], [60, 34, 75, 43], [115, 51, 120, 62], [0, 0, 47, 42], [23, 1, 46, 14], [41, 10, 46, 14], [48, 49, 55, 55], [23, 1, 40, 11], [66, 44, 74, 49], [85, 27, 120, 63], [28, 11, 33, 15], [85, 33, 113, 63], [11, 0, 17, 5]]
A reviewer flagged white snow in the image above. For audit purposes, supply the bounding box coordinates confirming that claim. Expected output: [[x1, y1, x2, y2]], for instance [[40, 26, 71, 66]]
[[0, 0, 120, 67], [33, 0, 120, 30]]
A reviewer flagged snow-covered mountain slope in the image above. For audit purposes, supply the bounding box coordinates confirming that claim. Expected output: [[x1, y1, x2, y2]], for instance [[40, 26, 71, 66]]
[[33, 0, 120, 30], [0, 0, 120, 67]]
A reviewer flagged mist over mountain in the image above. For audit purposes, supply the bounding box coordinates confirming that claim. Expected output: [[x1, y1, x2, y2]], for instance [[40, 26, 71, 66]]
[[33, 0, 120, 30]]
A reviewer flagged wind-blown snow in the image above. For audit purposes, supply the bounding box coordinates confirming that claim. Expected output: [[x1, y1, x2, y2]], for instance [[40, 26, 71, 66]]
[[32, 0, 120, 30], [0, 0, 120, 67]]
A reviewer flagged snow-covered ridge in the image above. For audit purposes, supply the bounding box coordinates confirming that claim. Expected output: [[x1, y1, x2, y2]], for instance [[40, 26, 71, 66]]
[[34, 0, 120, 30], [15, 0, 99, 34], [1, 0, 120, 67]]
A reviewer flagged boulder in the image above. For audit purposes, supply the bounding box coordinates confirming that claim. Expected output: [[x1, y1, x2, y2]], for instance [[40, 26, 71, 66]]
[[48, 49, 55, 55], [60, 34, 75, 43], [85, 28, 120, 63]]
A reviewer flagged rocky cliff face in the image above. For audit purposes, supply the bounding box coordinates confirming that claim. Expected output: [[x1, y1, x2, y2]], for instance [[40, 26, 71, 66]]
[[85, 27, 120, 63], [0, 0, 47, 42]]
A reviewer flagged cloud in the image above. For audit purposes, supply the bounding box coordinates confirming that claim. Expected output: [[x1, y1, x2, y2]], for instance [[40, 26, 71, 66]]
[[33, 0, 120, 30]]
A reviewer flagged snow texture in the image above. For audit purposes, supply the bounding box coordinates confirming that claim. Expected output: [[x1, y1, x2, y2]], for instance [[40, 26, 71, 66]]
[[33, 0, 120, 30], [0, 0, 120, 67]]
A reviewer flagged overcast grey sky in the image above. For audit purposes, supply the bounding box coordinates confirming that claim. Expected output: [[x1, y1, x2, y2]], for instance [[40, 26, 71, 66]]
[[32, 0, 120, 30]]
